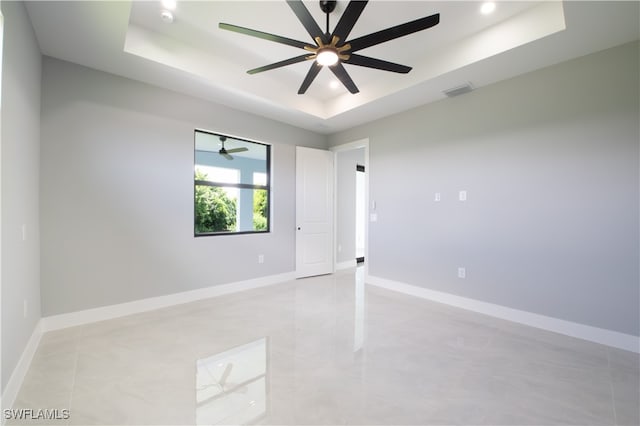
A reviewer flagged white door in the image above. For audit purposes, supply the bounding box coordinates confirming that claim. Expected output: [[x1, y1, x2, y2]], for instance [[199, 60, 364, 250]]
[[296, 147, 334, 278]]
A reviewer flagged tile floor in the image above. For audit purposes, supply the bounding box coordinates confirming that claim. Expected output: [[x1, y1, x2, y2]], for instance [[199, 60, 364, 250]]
[[9, 268, 640, 425]]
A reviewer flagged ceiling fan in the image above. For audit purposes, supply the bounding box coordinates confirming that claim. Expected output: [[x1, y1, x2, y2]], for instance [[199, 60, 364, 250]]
[[218, 136, 248, 160], [219, 0, 440, 94]]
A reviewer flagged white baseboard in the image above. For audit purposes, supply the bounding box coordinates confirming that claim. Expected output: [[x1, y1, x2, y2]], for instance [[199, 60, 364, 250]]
[[41, 271, 295, 332], [6, 270, 636, 420], [1, 321, 43, 416], [367, 275, 640, 353], [335, 260, 357, 271], [2, 272, 295, 416]]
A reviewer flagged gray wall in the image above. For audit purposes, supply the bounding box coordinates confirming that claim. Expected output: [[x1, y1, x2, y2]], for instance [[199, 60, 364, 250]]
[[1, 1, 42, 392], [336, 148, 365, 264], [329, 42, 640, 336], [40, 57, 326, 316]]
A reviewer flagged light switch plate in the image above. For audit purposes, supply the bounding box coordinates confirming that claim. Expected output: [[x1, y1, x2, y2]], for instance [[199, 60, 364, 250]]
[[458, 267, 466, 279]]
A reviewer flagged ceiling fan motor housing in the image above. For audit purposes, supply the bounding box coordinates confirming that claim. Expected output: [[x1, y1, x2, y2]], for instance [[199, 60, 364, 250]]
[[320, 1, 337, 14]]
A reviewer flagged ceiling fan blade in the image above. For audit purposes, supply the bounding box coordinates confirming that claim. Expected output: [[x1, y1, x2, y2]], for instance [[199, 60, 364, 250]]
[[286, 0, 326, 43], [344, 54, 411, 73], [348, 13, 440, 52], [219, 23, 310, 50], [222, 153, 234, 161], [226, 147, 249, 154], [331, 1, 368, 43], [329, 62, 359, 94], [298, 62, 322, 94], [248, 54, 311, 75]]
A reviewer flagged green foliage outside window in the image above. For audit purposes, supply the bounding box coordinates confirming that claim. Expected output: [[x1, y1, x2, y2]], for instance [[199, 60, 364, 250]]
[[195, 170, 237, 233], [253, 189, 268, 231]]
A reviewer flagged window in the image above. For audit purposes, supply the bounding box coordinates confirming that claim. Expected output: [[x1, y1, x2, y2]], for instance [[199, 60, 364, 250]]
[[194, 130, 270, 236]]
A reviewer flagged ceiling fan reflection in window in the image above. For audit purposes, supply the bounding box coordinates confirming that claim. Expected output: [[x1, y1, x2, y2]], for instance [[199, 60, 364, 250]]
[[218, 136, 248, 160], [219, 0, 440, 94]]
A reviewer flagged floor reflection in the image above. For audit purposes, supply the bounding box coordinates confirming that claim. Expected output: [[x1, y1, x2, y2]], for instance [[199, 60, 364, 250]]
[[196, 338, 269, 425], [354, 266, 365, 353], [12, 268, 639, 425]]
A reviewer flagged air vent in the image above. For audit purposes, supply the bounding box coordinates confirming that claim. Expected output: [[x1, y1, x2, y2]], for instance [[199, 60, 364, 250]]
[[443, 82, 474, 98]]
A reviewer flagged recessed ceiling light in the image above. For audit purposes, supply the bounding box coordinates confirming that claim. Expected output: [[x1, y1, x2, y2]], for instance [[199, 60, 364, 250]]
[[160, 10, 174, 23], [480, 2, 496, 15], [330, 81, 340, 90], [161, 0, 177, 11]]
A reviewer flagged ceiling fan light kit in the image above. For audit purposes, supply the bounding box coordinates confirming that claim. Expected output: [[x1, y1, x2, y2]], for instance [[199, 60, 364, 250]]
[[316, 49, 339, 66], [219, 0, 440, 95]]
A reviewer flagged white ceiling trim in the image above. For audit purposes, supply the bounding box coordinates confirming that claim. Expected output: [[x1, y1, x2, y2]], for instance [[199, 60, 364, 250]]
[[124, 24, 327, 118], [124, 2, 565, 120], [324, 1, 566, 119], [24, 1, 640, 134]]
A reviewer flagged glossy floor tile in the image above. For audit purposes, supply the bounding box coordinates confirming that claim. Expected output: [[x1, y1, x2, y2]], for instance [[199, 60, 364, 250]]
[[10, 268, 640, 425]]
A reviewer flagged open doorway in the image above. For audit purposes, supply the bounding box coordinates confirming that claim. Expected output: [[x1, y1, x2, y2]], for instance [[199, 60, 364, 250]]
[[355, 164, 365, 264], [333, 141, 368, 272]]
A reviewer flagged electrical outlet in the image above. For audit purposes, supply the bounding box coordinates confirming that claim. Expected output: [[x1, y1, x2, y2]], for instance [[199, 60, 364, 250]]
[[434, 192, 441, 202], [459, 190, 467, 201], [338, 244, 342, 252], [458, 267, 466, 279], [258, 254, 264, 264]]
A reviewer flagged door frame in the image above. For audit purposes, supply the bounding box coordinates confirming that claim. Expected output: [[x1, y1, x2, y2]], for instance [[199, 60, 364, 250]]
[[330, 139, 370, 278]]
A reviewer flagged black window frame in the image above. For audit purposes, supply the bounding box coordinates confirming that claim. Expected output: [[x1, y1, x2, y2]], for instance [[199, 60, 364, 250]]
[[194, 129, 271, 237]]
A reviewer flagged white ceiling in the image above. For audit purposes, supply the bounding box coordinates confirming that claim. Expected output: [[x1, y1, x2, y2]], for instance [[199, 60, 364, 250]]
[[25, 1, 640, 134]]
